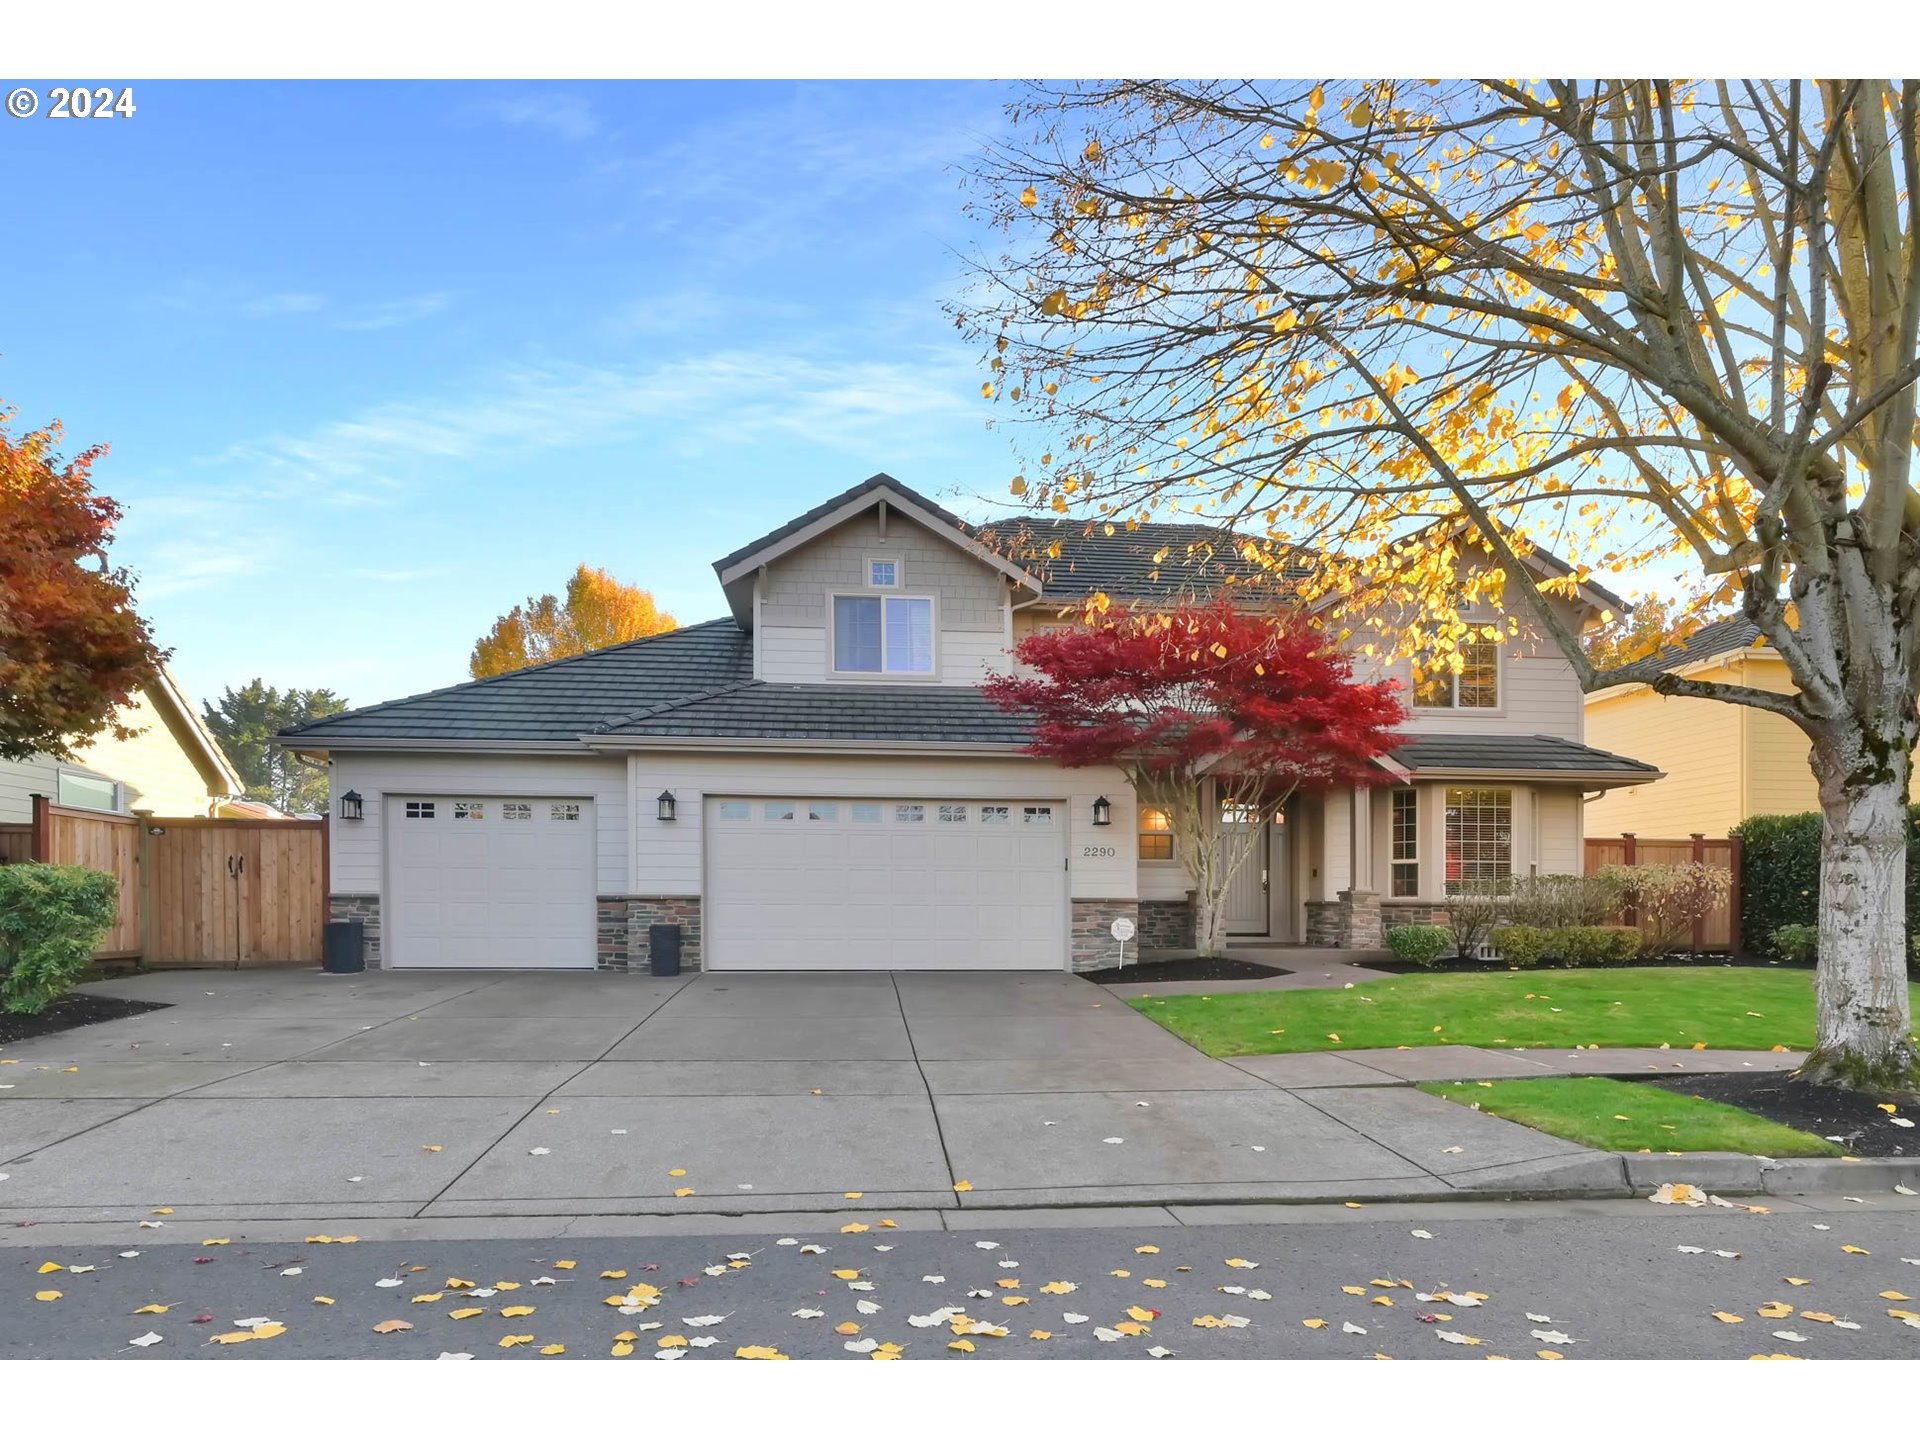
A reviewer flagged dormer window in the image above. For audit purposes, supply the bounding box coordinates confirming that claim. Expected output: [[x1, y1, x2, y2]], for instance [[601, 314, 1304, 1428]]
[[833, 594, 934, 674], [867, 557, 900, 589]]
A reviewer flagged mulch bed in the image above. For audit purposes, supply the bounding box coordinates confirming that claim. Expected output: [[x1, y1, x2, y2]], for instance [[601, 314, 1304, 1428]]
[[1366, 953, 1808, 976], [0, 992, 170, 1046], [1085, 956, 1292, 986], [1637, 1070, 1918, 1157]]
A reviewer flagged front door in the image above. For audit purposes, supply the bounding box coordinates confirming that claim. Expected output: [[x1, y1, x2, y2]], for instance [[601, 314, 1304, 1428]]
[[1222, 810, 1270, 935]]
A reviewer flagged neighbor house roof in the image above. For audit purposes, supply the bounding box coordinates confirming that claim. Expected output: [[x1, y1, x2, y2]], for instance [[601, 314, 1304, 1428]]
[[1389, 732, 1661, 782], [1603, 616, 1765, 686], [280, 620, 753, 746]]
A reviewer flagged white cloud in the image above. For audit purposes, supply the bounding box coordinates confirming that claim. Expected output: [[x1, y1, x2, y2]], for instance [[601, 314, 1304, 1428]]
[[204, 345, 976, 498], [241, 291, 329, 318], [488, 92, 600, 142], [332, 292, 452, 331]]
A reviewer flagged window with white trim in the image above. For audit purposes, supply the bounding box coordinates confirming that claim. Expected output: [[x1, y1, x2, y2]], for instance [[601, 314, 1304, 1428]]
[[832, 594, 933, 674], [717, 801, 751, 821], [405, 801, 435, 820], [808, 802, 839, 822], [1022, 805, 1053, 826], [1415, 638, 1500, 709], [937, 804, 967, 823], [850, 803, 882, 823], [1444, 787, 1511, 890], [1139, 806, 1174, 861], [1389, 789, 1419, 897], [867, 558, 900, 588], [56, 770, 123, 813], [895, 804, 925, 823], [763, 802, 795, 821], [980, 805, 1011, 825], [453, 802, 485, 821], [501, 802, 533, 821], [549, 803, 582, 822]]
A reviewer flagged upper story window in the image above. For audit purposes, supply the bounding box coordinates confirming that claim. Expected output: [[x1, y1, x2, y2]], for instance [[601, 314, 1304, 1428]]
[[1414, 638, 1500, 709], [1139, 806, 1174, 861], [833, 594, 934, 674], [867, 557, 900, 588], [57, 770, 124, 813]]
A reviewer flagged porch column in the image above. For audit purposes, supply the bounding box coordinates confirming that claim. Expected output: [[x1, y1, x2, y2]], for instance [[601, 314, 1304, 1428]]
[[1348, 785, 1374, 893]]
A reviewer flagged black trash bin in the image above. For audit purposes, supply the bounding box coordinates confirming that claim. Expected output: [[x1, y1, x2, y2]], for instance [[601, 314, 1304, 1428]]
[[323, 918, 366, 974], [648, 923, 682, 977]]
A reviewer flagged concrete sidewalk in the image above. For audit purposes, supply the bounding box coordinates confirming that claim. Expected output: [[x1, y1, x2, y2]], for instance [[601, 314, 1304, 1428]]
[[0, 968, 1852, 1227]]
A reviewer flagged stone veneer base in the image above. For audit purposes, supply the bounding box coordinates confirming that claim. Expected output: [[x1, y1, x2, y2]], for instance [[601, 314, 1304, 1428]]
[[598, 896, 703, 974], [1071, 898, 1141, 972], [1137, 898, 1196, 951]]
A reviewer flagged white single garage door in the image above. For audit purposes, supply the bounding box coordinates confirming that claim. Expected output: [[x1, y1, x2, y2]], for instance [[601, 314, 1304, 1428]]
[[704, 798, 1067, 971], [386, 796, 596, 968]]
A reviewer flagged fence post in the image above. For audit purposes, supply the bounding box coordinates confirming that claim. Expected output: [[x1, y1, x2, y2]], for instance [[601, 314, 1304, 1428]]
[[1690, 832, 1707, 953], [133, 810, 154, 963], [1728, 835, 1744, 955], [1620, 833, 1637, 929], [28, 793, 52, 862]]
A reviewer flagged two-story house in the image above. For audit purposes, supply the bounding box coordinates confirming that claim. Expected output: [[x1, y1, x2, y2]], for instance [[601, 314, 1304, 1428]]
[[281, 474, 1659, 973]]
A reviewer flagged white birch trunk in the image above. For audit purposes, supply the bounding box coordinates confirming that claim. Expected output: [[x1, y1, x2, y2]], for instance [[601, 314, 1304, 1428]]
[[1800, 723, 1919, 1090]]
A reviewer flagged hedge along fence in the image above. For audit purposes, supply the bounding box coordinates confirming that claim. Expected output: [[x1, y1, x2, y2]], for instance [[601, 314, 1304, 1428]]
[[1730, 805, 1920, 955]]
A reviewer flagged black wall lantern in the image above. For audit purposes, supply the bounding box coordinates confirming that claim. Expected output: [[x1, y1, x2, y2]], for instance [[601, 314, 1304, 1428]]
[[339, 790, 364, 822], [657, 789, 678, 822], [1091, 795, 1112, 827]]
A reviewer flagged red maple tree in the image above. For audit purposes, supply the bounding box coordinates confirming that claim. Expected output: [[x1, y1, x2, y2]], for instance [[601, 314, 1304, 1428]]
[[0, 408, 162, 760], [984, 602, 1406, 954]]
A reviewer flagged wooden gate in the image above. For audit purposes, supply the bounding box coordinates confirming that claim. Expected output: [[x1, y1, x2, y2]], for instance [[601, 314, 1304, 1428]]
[[2, 798, 325, 968], [144, 818, 327, 967]]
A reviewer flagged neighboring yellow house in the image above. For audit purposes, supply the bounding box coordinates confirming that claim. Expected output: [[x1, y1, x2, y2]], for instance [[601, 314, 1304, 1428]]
[[1585, 617, 1917, 837], [0, 665, 252, 823]]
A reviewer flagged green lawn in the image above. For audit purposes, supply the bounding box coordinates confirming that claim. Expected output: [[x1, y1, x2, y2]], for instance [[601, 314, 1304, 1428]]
[[1125, 967, 1919, 1057], [1420, 1075, 1846, 1157]]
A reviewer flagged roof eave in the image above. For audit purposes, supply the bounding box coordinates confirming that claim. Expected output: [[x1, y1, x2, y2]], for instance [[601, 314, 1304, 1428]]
[[1401, 765, 1664, 788]]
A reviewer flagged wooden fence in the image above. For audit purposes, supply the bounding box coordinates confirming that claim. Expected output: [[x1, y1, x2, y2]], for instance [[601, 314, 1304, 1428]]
[[0, 795, 326, 968], [1583, 832, 1743, 954]]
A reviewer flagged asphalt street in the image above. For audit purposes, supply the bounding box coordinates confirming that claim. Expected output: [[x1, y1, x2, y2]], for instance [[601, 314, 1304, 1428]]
[[9, 1205, 1920, 1359]]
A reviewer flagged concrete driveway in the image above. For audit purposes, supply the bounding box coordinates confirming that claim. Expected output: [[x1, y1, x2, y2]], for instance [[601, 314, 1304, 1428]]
[[0, 968, 1605, 1226]]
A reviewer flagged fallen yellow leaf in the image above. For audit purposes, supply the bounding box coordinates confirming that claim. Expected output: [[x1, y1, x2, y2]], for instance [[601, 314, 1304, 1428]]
[[372, 1319, 413, 1334], [611, 1341, 635, 1356], [36, 1262, 63, 1275], [448, 1308, 484, 1320], [1712, 1311, 1745, 1324], [498, 1335, 534, 1349], [1302, 1318, 1328, 1329], [540, 1344, 565, 1355], [736, 1345, 788, 1360], [500, 1305, 535, 1318], [34, 1291, 61, 1302], [953, 1181, 974, 1193], [133, 1304, 169, 1315]]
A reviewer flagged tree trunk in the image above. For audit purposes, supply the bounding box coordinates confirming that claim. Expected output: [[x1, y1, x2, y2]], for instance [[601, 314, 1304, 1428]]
[[1193, 886, 1227, 958], [1798, 725, 1920, 1093]]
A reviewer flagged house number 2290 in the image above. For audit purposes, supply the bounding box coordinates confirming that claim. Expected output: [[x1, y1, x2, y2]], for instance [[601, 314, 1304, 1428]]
[[1080, 844, 1117, 858]]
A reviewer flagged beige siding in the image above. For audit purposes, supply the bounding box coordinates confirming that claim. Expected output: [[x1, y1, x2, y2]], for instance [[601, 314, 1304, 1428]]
[[0, 688, 224, 823], [327, 752, 629, 896], [1584, 678, 1745, 836], [755, 510, 1009, 685], [625, 751, 1134, 900]]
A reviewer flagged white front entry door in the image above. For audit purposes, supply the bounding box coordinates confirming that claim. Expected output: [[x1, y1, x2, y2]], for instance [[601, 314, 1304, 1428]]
[[703, 798, 1068, 970], [385, 796, 596, 968], [1222, 816, 1271, 935]]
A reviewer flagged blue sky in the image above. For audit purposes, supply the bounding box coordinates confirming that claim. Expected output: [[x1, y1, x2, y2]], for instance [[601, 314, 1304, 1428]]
[[2, 81, 1027, 707]]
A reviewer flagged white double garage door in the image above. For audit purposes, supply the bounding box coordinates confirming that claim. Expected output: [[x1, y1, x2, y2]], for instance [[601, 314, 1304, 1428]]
[[385, 794, 1068, 971]]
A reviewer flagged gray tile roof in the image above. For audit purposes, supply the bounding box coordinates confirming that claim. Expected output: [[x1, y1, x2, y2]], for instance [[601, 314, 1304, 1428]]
[[1390, 733, 1659, 776], [597, 683, 1032, 745], [1606, 616, 1763, 685], [975, 516, 1310, 602], [279, 619, 752, 744]]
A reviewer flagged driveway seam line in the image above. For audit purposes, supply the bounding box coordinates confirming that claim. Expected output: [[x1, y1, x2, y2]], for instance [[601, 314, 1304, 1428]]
[[410, 989, 679, 1218], [893, 974, 962, 1206]]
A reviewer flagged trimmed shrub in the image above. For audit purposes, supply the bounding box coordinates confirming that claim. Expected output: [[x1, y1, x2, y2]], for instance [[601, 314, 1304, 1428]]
[[0, 864, 119, 1014], [1732, 805, 1920, 955], [1441, 878, 1505, 960], [1384, 924, 1453, 967], [1488, 924, 1552, 967], [1557, 924, 1643, 967], [1504, 873, 1623, 929], [1770, 923, 1818, 965]]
